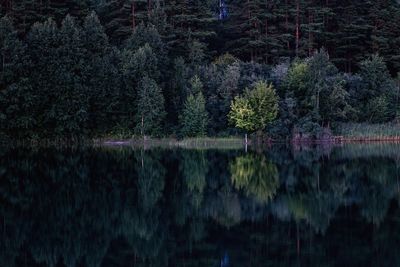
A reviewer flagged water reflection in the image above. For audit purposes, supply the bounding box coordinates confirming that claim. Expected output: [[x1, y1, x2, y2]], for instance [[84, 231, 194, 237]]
[[230, 154, 279, 203], [0, 144, 400, 266]]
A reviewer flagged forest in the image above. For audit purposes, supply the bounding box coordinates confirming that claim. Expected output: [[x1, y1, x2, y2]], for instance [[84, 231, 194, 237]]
[[1, 0, 400, 140]]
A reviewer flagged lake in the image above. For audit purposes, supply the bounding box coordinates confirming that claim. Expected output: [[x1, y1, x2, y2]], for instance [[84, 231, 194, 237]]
[[1, 143, 400, 267]]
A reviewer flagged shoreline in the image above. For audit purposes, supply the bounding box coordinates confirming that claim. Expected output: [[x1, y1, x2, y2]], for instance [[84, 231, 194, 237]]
[[3, 136, 400, 148]]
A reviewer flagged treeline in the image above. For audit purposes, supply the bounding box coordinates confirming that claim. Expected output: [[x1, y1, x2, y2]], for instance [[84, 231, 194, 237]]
[[3, 0, 400, 73], [0, 1, 400, 139]]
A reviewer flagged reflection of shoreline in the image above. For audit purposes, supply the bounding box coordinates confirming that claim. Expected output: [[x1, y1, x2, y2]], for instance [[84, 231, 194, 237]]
[[4, 137, 400, 150], [292, 136, 400, 144], [98, 137, 244, 150], [1, 146, 400, 267]]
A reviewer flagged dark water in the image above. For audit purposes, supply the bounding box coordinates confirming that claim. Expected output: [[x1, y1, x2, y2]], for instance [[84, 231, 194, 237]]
[[1, 144, 400, 267]]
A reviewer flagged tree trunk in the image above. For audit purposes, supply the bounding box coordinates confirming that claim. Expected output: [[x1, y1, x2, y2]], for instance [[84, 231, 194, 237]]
[[141, 115, 144, 139], [245, 133, 248, 152], [308, 7, 313, 56], [286, 0, 290, 50], [296, 0, 300, 57], [147, 0, 151, 18], [132, 1, 136, 32]]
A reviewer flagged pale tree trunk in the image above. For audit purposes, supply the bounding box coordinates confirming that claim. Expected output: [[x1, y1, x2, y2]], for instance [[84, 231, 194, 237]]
[[132, 1, 136, 32], [141, 115, 145, 141], [286, 0, 290, 50], [296, 0, 300, 57], [245, 133, 248, 152], [147, 0, 151, 17]]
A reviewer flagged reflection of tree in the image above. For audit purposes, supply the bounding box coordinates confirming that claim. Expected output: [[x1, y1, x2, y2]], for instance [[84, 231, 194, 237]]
[[181, 150, 208, 208], [358, 160, 395, 226], [136, 150, 166, 211], [208, 185, 242, 228], [2, 145, 400, 266], [230, 154, 279, 203]]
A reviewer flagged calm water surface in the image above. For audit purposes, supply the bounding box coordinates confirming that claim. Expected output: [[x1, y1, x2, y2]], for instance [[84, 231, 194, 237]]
[[1, 144, 400, 267]]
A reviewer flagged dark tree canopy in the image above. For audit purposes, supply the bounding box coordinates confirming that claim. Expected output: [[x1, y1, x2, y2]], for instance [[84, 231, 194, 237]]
[[0, 1, 400, 139]]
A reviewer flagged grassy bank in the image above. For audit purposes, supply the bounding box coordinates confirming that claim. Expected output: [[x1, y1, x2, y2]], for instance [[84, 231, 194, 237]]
[[334, 123, 400, 142], [96, 137, 245, 150]]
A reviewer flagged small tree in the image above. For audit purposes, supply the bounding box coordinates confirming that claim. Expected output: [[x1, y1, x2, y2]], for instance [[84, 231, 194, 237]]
[[136, 76, 166, 137], [228, 81, 278, 143], [248, 81, 279, 133], [180, 91, 209, 137], [228, 96, 255, 144]]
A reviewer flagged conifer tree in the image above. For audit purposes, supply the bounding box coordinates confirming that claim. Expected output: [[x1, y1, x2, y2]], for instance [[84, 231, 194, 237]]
[[53, 15, 89, 135], [0, 16, 26, 90], [135, 76, 166, 137], [165, 0, 216, 57], [180, 91, 209, 137], [358, 54, 397, 122]]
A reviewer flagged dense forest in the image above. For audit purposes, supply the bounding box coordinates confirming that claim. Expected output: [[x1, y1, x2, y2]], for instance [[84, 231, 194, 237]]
[[1, 0, 400, 140]]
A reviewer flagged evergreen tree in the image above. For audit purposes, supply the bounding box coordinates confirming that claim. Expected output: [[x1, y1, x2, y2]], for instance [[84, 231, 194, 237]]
[[135, 76, 166, 137], [0, 79, 37, 138], [165, 0, 216, 57], [125, 23, 167, 81], [306, 49, 339, 121], [167, 56, 190, 124], [52, 15, 89, 135], [358, 54, 397, 121], [179, 91, 208, 137], [122, 43, 160, 84], [25, 18, 60, 136], [209, 62, 240, 133], [81, 12, 118, 131], [0, 16, 26, 90]]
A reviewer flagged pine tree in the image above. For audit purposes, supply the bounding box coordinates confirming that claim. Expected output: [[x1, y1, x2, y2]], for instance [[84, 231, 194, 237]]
[[166, 56, 190, 125], [81, 12, 118, 131], [53, 15, 89, 135], [180, 91, 209, 137], [369, 0, 400, 74], [96, 0, 152, 44], [0, 15, 26, 90], [125, 23, 167, 76], [0, 78, 37, 138], [0, 16, 31, 137], [358, 54, 397, 121], [209, 62, 240, 133], [333, 0, 374, 72], [25, 18, 60, 136], [165, 0, 216, 57]]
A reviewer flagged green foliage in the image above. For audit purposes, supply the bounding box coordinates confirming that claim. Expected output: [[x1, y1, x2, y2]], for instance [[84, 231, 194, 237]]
[[122, 43, 160, 84], [336, 122, 400, 138], [230, 154, 279, 203], [284, 60, 309, 94], [180, 91, 209, 138], [228, 95, 256, 133], [1, 2, 400, 140], [229, 81, 278, 134], [358, 55, 397, 122], [188, 75, 203, 96], [366, 96, 390, 123], [135, 76, 166, 136], [247, 81, 279, 131], [125, 23, 167, 69]]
